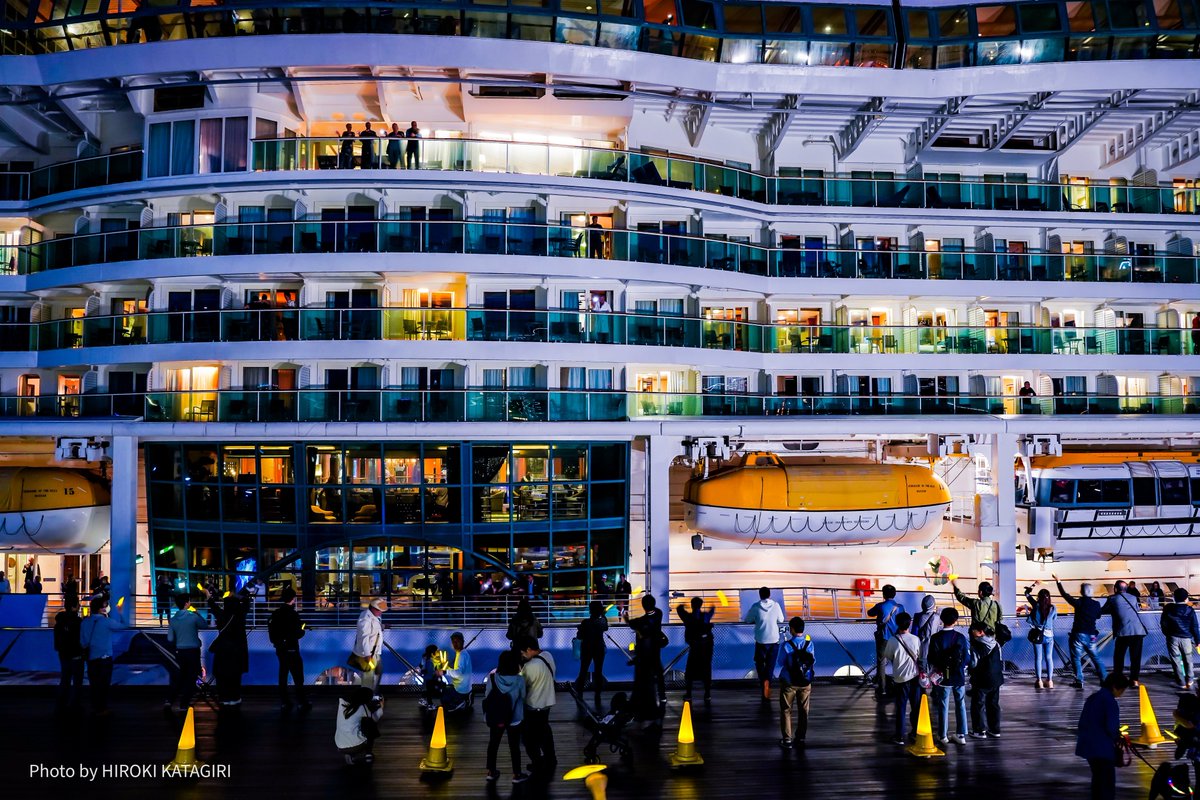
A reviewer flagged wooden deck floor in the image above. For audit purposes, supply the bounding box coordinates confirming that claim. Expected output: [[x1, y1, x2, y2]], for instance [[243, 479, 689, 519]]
[[0, 674, 1186, 800]]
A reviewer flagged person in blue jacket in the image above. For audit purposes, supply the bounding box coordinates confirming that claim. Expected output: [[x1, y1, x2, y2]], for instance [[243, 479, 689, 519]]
[[79, 596, 121, 715], [1076, 673, 1130, 800], [867, 584, 904, 699], [1025, 583, 1059, 689]]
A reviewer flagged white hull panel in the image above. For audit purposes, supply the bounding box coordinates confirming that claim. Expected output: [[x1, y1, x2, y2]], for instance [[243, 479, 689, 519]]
[[0, 506, 111, 554], [1021, 505, 1200, 560], [684, 502, 948, 547]]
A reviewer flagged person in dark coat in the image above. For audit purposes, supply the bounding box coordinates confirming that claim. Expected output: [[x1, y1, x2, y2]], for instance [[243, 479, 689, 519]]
[[269, 586, 310, 711], [628, 594, 666, 724], [678, 596, 715, 701], [506, 597, 543, 648], [1101, 580, 1149, 685], [338, 123, 356, 169], [967, 621, 1004, 738], [1161, 587, 1200, 689], [1076, 673, 1130, 800], [573, 600, 609, 707], [62, 570, 79, 610], [53, 597, 84, 714], [1054, 574, 1107, 689], [211, 592, 251, 706], [156, 574, 173, 625]]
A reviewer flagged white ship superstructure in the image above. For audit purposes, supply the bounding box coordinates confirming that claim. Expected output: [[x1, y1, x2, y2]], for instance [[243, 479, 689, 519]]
[[0, 0, 1198, 613]]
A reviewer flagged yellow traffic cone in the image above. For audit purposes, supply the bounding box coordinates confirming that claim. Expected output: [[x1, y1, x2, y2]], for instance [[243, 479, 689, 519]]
[[669, 700, 704, 767], [905, 694, 945, 758], [564, 765, 608, 800], [419, 706, 454, 773], [1132, 684, 1166, 748], [167, 707, 202, 767]]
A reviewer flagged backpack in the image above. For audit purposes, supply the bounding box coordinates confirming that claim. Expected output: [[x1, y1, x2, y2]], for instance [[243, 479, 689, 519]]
[[784, 637, 815, 687], [482, 675, 514, 728]]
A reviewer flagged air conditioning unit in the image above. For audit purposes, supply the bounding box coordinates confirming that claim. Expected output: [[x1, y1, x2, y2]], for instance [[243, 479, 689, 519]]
[[56, 438, 89, 461], [85, 440, 110, 462]]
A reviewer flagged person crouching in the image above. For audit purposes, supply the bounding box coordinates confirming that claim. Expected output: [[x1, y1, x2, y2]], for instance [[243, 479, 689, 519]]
[[336, 687, 384, 765]]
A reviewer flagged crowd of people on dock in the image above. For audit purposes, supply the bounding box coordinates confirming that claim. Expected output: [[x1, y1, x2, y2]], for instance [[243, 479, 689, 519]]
[[40, 573, 1200, 796]]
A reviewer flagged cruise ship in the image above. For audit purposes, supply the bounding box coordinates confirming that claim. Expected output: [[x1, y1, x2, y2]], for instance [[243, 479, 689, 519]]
[[0, 0, 1198, 634]]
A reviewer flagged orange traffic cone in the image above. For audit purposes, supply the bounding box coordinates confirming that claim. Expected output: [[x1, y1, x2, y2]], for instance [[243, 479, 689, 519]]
[[906, 694, 944, 758], [167, 707, 202, 767], [669, 700, 704, 767], [1132, 684, 1166, 748], [419, 706, 454, 773], [564, 765, 608, 800]]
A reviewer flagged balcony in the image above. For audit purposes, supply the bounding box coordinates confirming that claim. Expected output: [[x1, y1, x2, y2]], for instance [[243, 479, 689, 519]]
[[7, 219, 1197, 284], [11, 310, 1200, 358], [0, 390, 1193, 423], [3, 136, 1199, 220]]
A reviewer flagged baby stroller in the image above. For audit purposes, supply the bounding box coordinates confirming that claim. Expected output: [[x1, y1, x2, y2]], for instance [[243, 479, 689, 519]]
[[575, 691, 633, 763]]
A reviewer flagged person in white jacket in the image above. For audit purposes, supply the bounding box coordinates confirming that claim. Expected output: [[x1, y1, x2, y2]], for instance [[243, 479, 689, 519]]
[[880, 612, 922, 745], [744, 587, 786, 701], [439, 631, 474, 711], [353, 598, 387, 695], [335, 686, 384, 765]]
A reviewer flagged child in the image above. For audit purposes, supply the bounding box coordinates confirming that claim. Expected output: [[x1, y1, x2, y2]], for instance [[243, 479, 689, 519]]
[[335, 687, 383, 765], [419, 644, 440, 710]]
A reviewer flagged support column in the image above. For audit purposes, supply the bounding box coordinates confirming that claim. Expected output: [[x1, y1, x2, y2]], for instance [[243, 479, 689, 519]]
[[645, 434, 674, 606], [108, 435, 139, 628], [989, 433, 1020, 611]]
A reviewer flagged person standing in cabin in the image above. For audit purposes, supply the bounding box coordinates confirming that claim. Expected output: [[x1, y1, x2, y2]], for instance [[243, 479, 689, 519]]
[[744, 586, 786, 702]]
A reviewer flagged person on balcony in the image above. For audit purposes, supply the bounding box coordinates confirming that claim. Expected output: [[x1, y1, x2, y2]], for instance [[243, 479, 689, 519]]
[[386, 123, 404, 169], [359, 122, 378, 169], [405, 121, 422, 169], [339, 124, 356, 169]]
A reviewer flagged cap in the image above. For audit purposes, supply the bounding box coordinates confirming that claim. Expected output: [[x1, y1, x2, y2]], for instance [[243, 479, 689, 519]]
[[369, 597, 389, 612]]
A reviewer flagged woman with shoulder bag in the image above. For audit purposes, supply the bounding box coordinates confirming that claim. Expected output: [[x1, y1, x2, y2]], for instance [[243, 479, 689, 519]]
[[1025, 584, 1058, 689], [484, 650, 529, 784]]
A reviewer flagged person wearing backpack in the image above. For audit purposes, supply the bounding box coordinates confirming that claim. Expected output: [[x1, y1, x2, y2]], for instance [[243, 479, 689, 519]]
[[952, 578, 1003, 633], [268, 585, 310, 712], [868, 584, 905, 701], [484, 649, 530, 784], [968, 621, 1004, 739], [912, 594, 941, 672], [928, 607, 970, 746], [776, 616, 815, 748], [1101, 579, 1149, 686], [518, 635, 557, 774], [1024, 583, 1058, 689], [881, 612, 921, 745]]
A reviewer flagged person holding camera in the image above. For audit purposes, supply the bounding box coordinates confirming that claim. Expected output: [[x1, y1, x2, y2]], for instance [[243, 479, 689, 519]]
[[335, 687, 384, 765], [1024, 582, 1058, 689]]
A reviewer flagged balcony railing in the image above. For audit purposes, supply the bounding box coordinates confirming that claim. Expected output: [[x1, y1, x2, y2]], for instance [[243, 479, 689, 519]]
[[0, 390, 1194, 423], [2, 0, 1198, 72], [9, 309, 1200, 358], [5, 134, 1199, 219], [5, 219, 1197, 284]]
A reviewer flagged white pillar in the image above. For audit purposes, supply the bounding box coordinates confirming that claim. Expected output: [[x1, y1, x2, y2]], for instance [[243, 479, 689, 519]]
[[645, 434, 674, 606], [108, 435, 139, 628], [990, 433, 1020, 611]]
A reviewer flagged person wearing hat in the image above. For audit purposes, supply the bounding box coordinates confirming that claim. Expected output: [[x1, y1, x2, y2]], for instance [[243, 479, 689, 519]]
[[353, 597, 387, 696], [439, 631, 474, 711], [269, 585, 310, 711]]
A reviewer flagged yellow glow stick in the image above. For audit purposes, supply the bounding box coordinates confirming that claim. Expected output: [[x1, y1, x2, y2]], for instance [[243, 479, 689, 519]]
[[716, 590, 729, 607], [564, 764, 607, 780], [947, 574, 958, 581], [632, 585, 644, 595]]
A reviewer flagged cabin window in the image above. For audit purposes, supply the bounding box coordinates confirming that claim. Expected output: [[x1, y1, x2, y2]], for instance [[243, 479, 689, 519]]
[[1076, 480, 1103, 504], [1102, 480, 1131, 504], [1049, 479, 1073, 504], [1133, 477, 1157, 506], [1191, 477, 1200, 502], [1161, 478, 1190, 505]]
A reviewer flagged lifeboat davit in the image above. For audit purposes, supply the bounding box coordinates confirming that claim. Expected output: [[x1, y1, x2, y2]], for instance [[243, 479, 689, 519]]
[[0, 468, 111, 554], [683, 452, 951, 547]]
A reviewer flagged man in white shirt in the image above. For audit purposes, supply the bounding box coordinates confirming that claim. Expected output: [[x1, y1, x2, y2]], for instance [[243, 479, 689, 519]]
[[518, 636, 557, 774], [744, 587, 786, 701], [881, 612, 922, 745], [439, 631, 473, 711], [353, 598, 387, 696]]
